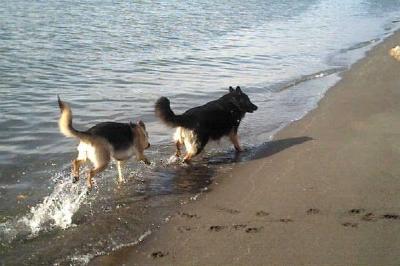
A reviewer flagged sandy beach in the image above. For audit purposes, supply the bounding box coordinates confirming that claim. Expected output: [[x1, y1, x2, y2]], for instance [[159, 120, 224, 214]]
[[91, 31, 400, 265]]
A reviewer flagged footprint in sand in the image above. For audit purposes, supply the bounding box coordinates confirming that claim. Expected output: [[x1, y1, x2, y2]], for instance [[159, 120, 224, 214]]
[[232, 224, 247, 230], [279, 218, 293, 223], [177, 226, 193, 233], [216, 206, 240, 215], [245, 227, 263, 233], [256, 211, 270, 217], [361, 212, 377, 222], [381, 214, 400, 220], [342, 222, 358, 228], [151, 251, 169, 258], [306, 208, 320, 215], [348, 208, 366, 215], [209, 225, 226, 232], [178, 212, 199, 219]]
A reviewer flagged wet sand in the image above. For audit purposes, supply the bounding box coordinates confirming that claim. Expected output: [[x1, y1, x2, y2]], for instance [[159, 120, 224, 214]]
[[92, 31, 400, 265]]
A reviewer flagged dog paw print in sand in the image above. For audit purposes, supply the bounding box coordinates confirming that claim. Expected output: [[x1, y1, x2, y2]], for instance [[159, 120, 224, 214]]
[[381, 214, 400, 220], [151, 251, 169, 259], [361, 212, 378, 222], [348, 208, 366, 215], [255, 211, 270, 217], [306, 208, 320, 215], [216, 206, 240, 215], [209, 225, 226, 232], [245, 227, 263, 233], [232, 224, 247, 230], [342, 222, 358, 228], [178, 212, 199, 219], [177, 225, 195, 233], [279, 218, 293, 223]]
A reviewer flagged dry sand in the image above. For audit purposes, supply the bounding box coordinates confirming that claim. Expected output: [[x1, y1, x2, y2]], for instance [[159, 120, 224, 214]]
[[92, 31, 400, 265]]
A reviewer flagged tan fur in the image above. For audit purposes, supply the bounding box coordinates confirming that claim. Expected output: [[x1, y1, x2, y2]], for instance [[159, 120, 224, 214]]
[[173, 127, 244, 161], [229, 131, 243, 152], [389, 46, 400, 61], [173, 127, 199, 161], [58, 98, 150, 189], [58, 101, 76, 138]]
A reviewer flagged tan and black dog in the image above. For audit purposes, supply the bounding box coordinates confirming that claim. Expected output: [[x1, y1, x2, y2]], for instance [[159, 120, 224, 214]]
[[57, 97, 150, 189], [155, 86, 257, 162]]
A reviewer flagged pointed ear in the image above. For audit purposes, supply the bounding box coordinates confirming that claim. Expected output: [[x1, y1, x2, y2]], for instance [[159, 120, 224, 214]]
[[137, 120, 145, 129], [229, 86, 234, 93], [235, 86, 242, 94]]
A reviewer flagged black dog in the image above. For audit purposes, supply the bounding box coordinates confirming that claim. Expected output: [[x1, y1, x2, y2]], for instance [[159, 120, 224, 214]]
[[155, 86, 257, 162]]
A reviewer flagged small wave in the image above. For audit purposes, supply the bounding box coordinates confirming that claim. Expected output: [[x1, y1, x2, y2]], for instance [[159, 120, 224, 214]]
[[65, 230, 152, 265], [277, 67, 345, 92], [339, 38, 380, 53]]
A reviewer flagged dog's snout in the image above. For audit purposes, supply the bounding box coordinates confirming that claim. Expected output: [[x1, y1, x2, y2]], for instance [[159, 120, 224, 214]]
[[253, 104, 258, 111], [146, 143, 151, 149]]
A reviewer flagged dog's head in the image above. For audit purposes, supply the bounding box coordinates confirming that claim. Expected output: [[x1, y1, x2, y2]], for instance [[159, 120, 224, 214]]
[[228, 86, 258, 113], [131, 120, 151, 150]]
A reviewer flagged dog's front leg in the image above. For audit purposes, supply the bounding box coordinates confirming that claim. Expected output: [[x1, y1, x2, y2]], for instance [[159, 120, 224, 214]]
[[229, 132, 243, 152], [175, 141, 182, 157], [117, 160, 125, 182]]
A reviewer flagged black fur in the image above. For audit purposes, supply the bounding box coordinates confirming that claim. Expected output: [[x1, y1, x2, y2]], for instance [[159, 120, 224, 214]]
[[155, 86, 257, 157], [85, 122, 136, 152]]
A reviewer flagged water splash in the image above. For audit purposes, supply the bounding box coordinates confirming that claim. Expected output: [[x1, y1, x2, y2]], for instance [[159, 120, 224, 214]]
[[21, 179, 88, 235], [0, 174, 87, 243]]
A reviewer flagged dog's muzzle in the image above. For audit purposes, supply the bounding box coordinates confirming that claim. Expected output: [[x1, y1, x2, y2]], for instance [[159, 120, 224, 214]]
[[146, 143, 151, 149], [248, 104, 258, 113]]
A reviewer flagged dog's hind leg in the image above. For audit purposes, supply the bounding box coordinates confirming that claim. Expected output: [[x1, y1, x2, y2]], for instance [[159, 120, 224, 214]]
[[175, 141, 182, 157], [229, 132, 243, 152], [183, 136, 208, 163], [116, 160, 125, 183], [86, 145, 110, 190], [173, 128, 184, 158], [87, 164, 108, 189], [72, 159, 85, 183]]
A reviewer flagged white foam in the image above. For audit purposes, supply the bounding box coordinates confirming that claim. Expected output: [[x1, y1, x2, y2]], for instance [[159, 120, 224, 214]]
[[1, 173, 88, 242], [22, 179, 87, 236]]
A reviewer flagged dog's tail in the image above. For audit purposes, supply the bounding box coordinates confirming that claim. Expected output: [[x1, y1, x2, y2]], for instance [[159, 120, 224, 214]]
[[155, 97, 192, 128], [57, 96, 91, 141]]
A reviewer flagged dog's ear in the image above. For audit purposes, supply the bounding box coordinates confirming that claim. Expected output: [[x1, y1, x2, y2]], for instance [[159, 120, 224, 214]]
[[229, 86, 234, 93], [137, 120, 145, 129], [235, 86, 242, 95]]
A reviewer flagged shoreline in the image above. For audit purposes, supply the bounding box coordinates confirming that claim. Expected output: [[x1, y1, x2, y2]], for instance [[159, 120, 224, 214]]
[[91, 30, 400, 265]]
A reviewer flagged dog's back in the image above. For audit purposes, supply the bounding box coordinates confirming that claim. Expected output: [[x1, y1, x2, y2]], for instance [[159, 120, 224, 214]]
[[86, 122, 134, 151]]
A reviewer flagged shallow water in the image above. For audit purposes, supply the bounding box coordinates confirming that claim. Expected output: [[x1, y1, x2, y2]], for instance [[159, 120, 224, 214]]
[[1, 0, 400, 264]]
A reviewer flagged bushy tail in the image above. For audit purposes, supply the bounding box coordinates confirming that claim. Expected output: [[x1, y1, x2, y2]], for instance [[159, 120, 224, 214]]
[[155, 97, 192, 128], [57, 96, 90, 141]]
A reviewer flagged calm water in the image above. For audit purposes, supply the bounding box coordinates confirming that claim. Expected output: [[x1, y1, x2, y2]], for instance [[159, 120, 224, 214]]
[[1, 0, 399, 264]]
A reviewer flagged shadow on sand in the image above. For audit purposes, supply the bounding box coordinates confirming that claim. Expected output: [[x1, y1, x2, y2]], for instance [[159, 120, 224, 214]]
[[252, 136, 313, 160]]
